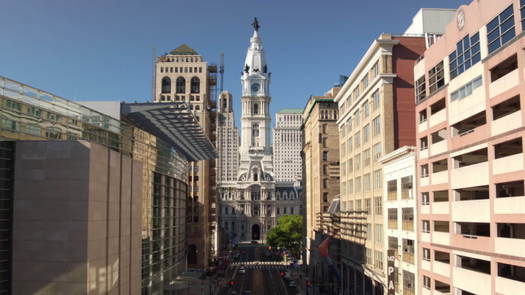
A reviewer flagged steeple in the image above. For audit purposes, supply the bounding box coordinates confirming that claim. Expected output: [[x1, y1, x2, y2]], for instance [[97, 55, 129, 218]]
[[242, 18, 270, 98]]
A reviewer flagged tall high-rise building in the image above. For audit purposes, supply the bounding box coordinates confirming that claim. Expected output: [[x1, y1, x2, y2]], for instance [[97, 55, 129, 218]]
[[301, 88, 340, 267], [153, 45, 218, 270], [215, 90, 240, 252], [216, 91, 239, 183], [415, 1, 525, 294], [273, 109, 303, 183], [334, 9, 454, 294]]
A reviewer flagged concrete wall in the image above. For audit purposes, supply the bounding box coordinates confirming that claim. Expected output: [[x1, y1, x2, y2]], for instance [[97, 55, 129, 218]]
[[12, 141, 142, 295]]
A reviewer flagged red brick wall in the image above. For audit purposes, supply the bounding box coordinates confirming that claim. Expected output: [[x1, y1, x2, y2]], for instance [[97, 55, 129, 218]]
[[392, 37, 426, 148]]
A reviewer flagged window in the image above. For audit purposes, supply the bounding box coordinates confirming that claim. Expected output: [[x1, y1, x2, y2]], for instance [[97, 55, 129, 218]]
[[487, 5, 515, 54], [401, 176, 413, 199], [354, 131, 361, 147], [450, 75, 483, 101], [5, 100, 21, 112], [423, 276, 431, 289], [429, 61, 445, 94], [419, 109, 427, 123], [449, 33, 481, 79], [373, 143, 381, 161], [0, 117, 17, 132], [375, 250, 383, 270], [422, 220, 430, 233], [372, 116, 381, 136], [27, 106, 41, 118], [363, 149, 371, 167], [364, 198, 371, 213], [25, 124, 41, 136], [372, 61, 379, 77], [415, 76, 426, 102], [355, 177, 361, 193], [253, 103, 259, 114], [190, 77, 200, 93], [176, 77, 185, 93], [363, 124, 370, 143], [388, 208, 397, 229], [374, 197, 382, 215], [373, 169, 382, 190], [372, 90, 380, 111], [375, 224, 383, 244], [420, 136, 428, 150], [323, 151, 328, 161], [421, 192, 430, 205], [521, 0, 525, 30], [387, 180, 397, 200], [363, 101, 370, 118], [363, 174, 371, 192], [346, 138, 352, 154], [423, 248, 431, 261], [493, 95, 521, 120], [421, 164, 429, 177], [45, 127, 61, 139], [161, 77, 171, 93], [354, 154, 361, 170]]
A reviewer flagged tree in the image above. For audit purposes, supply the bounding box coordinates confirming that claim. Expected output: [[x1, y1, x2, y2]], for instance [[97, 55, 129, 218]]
[[267, 215, 303, 258]]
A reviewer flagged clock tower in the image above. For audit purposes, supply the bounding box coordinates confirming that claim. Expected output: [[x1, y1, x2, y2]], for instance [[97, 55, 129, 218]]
[[240, 18, 272, 154]]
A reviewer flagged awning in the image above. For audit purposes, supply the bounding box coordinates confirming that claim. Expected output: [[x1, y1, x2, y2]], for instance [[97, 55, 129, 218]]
[[121, 102, 216, 162]]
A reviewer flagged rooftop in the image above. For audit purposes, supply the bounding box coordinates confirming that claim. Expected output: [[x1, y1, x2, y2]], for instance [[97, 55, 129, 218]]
[[169, 44, 199, 56], [278, 108, 303, 114]]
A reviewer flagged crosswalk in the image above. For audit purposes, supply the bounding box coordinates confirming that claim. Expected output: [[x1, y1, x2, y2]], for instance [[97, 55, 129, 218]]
[[231, 261, 289, 266]]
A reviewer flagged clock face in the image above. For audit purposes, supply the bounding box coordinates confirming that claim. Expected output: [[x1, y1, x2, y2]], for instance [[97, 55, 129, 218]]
[[251, 83, 260, 92], [457, 9, 465, 30]]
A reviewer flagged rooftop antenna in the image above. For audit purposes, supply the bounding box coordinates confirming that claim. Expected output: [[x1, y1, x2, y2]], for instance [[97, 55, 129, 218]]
[[219, 52, 225, 93]]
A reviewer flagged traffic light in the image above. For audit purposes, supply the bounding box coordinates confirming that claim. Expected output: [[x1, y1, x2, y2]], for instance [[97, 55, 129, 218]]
[[228, 280, 235, 286], [279, 271, 285, 277]]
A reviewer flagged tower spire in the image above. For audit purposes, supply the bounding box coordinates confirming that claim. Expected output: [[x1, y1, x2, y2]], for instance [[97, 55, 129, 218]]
[[252, 17, 260, 32]]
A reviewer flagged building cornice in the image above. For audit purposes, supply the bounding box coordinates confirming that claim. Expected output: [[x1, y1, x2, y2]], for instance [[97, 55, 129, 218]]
[[334, 36, 400, 104], [379, 146, 416, 164]]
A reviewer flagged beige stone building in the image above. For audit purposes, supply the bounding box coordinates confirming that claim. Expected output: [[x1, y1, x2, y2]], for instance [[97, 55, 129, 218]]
[[302, 88, 341, 265], [153, 44, 218, 270]]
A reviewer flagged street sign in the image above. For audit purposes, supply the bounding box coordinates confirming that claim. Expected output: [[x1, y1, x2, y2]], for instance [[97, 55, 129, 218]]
[[387, 249, 396, 295]]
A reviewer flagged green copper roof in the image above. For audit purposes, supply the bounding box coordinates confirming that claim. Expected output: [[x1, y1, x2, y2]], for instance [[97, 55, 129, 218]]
[[169, 44, 199, 55], [278, 108, 303, 114]]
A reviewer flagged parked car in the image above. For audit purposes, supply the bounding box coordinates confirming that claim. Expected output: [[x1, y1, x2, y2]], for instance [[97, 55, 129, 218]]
[[239, 266, 246, 274], [243, 291, 252, 295], [289, 280, 297, 288]]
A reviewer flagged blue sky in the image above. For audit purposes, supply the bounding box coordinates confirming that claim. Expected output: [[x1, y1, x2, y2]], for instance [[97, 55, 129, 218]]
[[1, 0, 469, 124]]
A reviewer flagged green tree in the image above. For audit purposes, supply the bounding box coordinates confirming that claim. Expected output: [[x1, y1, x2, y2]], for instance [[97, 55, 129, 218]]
[[267, 215, 303, 258]]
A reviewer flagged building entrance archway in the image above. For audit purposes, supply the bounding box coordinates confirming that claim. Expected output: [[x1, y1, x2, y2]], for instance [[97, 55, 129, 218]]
[[251, 224, 260, 240]]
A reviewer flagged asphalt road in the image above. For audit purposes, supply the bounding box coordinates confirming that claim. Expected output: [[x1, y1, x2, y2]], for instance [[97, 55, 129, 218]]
[[218, 244, 297, 295]]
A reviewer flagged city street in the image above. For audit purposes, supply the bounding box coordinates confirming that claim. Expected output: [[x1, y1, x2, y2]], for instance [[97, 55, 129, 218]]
[[218, 244, 298, 295]]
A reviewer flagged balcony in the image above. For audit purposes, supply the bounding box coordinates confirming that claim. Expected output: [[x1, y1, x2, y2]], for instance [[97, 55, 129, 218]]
[[418, 120, 428, 133], [453, 267, 491, 295], [451, 162, 489, 189], [421, 259, 431, 271], [430, 140, 447, 157], [432, 231, 450, 246], [489, 60, 520, 98], [494, 195, 525, 214], [431, 171, 448, 185], [432, 202, 449, 214], [433, 260, 450, 278], [452, 199, 490, 222], [493, 153, 524, 174], [494, 180, 525, 214], [496, 276, 525, 295], [429, 109, 446, 128], [495, 237, 525, 258], [491, 110, 522, 136]]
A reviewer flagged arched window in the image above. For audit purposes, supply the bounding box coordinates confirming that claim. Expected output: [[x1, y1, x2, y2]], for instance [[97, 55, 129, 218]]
[[176, 77, 185, 93], [253, 103, 259, 114], [161, 77, 171, 93], [190, 77, 200, 93]]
